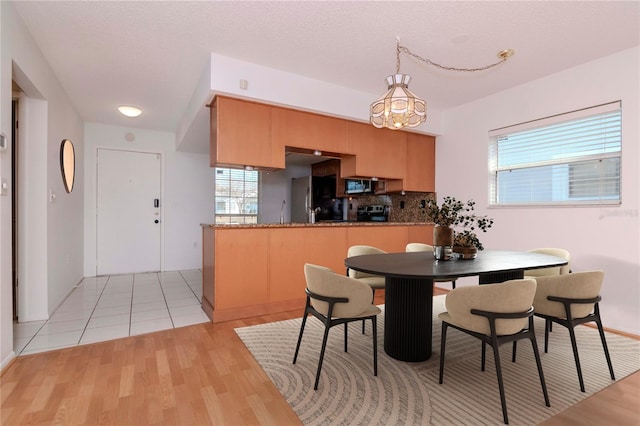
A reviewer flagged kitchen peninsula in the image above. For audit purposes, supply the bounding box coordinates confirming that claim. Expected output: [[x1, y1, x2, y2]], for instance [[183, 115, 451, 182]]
[[204, 95, 437, 322], [201, 222, 433, 322]]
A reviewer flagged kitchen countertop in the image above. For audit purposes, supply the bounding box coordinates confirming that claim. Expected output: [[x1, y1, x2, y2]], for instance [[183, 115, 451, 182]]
[[201, 222, 432, 229]]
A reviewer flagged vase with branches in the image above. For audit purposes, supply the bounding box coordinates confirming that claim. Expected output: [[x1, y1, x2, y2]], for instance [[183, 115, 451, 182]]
[[425, 196, 494, 258]]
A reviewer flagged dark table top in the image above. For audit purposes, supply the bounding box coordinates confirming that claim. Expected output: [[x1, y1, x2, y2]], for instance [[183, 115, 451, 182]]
[[344, 249, 569, 280]]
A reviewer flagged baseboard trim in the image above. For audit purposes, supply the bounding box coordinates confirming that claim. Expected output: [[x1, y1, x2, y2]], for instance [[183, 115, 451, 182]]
[[213, 298, 305, 323], [0, 351, 16, 377]]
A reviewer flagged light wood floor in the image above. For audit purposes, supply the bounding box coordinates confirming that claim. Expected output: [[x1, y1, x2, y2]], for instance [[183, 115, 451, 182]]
[[2, 290, 638, 425]]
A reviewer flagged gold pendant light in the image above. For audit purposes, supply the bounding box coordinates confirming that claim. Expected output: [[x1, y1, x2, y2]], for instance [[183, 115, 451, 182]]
[[370, 38, 514, 130]]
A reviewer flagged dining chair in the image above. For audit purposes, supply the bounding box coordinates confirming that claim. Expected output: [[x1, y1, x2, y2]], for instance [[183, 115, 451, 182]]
[[293, 263, 381, 390], [347, 245, 386, 332], [524, 248, 571, 278], [438, 278, 549, 424], [405, 242, 457, 289], [532, 270, 615, 392]]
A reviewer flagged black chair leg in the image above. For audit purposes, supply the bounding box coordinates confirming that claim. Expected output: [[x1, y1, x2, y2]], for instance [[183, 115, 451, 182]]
[[439, 322, 448, 384], [481, 341, 486, 371], [491, 341, 509, 424], [293, 311, 309, 364], [567, 326, 586, 392], [363, 289, 376, 334], [344, 322, 348, 352], [595, 317, 616, 380], [530, 336, 550, 407], [512, 341, 517, 363], [314, 324, 332, 390], [452, 280, 456, 289], [372, 317, 378, 376], [544, 319, 551, 353]]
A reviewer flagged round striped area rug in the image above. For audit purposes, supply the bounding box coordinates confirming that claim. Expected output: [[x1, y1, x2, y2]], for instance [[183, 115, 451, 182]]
[[235, 296, 640, 426]]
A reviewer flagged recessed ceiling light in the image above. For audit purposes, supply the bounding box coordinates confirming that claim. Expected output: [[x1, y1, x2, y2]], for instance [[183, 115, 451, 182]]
[[118, 105, 142, 118]]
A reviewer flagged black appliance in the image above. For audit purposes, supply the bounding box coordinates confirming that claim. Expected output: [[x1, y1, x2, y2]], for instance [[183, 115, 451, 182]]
[[357, 205, 390, 222], [312, 175, 342, 221]]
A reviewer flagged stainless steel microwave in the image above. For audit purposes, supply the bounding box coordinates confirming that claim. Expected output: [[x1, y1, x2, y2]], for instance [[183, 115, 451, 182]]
[[345, 179, 372, 194]]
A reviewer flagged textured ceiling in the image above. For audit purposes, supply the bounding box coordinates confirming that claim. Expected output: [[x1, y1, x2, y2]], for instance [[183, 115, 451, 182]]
[[12, 1, 640, 137]]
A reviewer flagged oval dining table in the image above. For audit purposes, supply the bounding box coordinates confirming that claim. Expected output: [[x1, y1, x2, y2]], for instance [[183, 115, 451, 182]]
[[344, 249, 569, 362]]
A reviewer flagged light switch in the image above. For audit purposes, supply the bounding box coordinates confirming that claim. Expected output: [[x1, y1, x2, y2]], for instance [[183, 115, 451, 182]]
[[0, 177, 8, 196]]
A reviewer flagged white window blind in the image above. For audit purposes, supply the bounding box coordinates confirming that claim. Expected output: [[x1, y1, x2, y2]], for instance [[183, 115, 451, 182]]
[[489, 101, 621, 206], [215, 168, 259, 224]]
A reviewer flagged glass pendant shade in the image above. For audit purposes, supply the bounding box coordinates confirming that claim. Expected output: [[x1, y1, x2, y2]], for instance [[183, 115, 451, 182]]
[[370, 74, 427, 130]]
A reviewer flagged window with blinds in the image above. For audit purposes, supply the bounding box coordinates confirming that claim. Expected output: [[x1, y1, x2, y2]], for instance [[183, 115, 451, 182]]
[[488, 101, 621, 206], [215, 168, 259, 224]]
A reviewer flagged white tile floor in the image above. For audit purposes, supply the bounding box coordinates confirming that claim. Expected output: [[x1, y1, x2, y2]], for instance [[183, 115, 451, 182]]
[[13, 270, 209, 356]]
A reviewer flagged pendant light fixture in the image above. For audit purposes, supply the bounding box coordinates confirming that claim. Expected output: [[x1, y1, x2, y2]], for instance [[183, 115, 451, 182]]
[[370, 38, 514, 130]]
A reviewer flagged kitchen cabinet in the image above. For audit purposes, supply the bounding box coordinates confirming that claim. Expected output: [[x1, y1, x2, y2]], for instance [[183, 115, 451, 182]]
[[214, 228, 269, 311], [341, 121, 407, 179], [346, 225, 412, 253], [403, 133, 435, 192], [383, 133, 436, 193], [311, 159, 346, 198], [269, 227, 347, 303], [272, 107, 349, 154], [201, 227, 215, 319], [201, 223, 433, 322], [210, 96, 284, 169]]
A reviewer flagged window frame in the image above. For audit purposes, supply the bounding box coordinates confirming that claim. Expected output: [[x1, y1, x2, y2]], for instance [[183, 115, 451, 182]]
[[488, 101, 622, 207], [214, 167, 260, 224]]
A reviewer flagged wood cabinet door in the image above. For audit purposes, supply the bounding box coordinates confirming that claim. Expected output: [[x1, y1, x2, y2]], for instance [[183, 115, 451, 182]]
[[214, 229, 269, 310], [407, 224, 435, 245], [269, 227, 347, 303], [404, 133, 435, 192], [272, 108, 348, 154], [202, 227, 215, 318], [343, 122, 407, 179], [214, 97, 284, 169], [346, 226, 410, 253]]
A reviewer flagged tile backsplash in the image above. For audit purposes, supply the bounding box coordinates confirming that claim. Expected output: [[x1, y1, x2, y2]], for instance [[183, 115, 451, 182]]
[[345, 192, 436, 222]]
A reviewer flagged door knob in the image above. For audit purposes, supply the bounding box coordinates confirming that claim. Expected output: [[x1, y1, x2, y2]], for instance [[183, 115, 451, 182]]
[[154, 219, 159, 224]]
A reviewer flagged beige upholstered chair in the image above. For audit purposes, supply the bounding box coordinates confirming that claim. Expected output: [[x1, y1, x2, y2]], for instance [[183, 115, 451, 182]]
[[438, 279, 549, 424], [347, 245, 387, 293], [533, 270, 615, 392], [347, 245, 386, 333], [405, 243, 457, 289], [524, 248, 571, 278], [293, 263, 381, 390]]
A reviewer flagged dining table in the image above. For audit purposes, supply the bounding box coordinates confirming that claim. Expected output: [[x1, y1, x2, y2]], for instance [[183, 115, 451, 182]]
[[344, 249, 569, 362]]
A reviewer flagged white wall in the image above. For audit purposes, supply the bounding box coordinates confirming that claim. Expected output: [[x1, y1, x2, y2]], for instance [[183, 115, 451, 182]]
[[1, 1, 85, 368], [437, 47, 640, 334], [175, 52, 445, 154], [83, 123, 213, 276]]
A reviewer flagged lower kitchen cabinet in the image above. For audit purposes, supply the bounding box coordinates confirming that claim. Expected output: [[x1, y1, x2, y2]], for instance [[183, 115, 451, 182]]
[[269, 227, 347, 303], [201, 223, 434, 322], [213, 228, 270, 311]]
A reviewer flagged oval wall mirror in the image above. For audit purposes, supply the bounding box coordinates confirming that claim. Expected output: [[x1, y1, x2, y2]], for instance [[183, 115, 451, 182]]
[[60, 139, 75, 193]]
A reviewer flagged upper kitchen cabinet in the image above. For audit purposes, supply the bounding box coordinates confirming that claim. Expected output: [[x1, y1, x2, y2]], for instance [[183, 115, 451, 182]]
[[272, 108, 349, 154], [312, 159, 346, 198], [384, 133, 436, 193], [341, 121, 407, 179], [405, 133, 435, 191], [210, 96, 285, 170]]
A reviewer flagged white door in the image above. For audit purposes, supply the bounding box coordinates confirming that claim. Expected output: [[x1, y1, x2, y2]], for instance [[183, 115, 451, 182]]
[[97, 149, 161, 275]]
